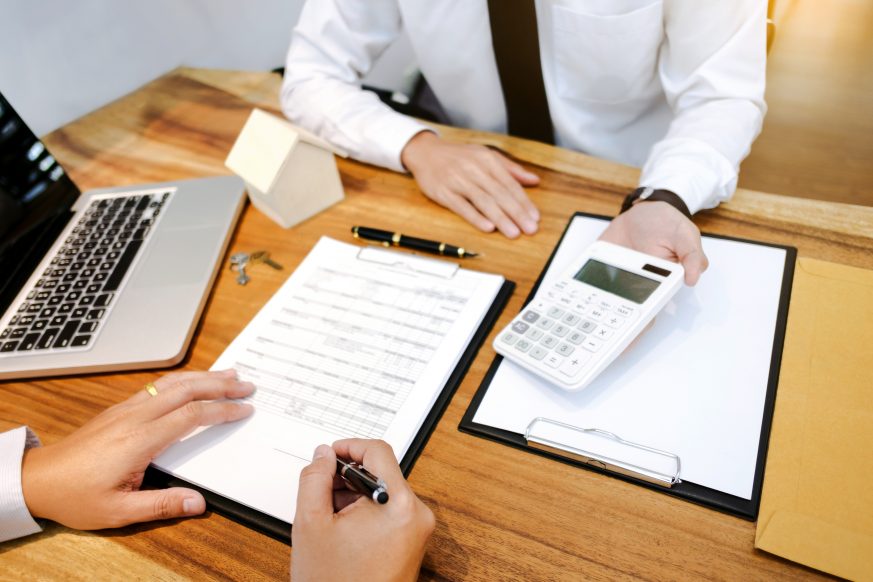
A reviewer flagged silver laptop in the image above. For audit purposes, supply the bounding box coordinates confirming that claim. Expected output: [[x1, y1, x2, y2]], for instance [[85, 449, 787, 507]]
[[0, 91, 245, 379]]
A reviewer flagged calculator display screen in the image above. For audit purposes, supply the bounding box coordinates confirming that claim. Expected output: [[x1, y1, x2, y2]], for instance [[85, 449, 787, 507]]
[[573, 260, 660, 304]]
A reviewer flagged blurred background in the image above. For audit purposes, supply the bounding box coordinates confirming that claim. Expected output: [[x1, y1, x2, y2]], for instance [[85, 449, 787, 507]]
[[1, 0, 870, 206]]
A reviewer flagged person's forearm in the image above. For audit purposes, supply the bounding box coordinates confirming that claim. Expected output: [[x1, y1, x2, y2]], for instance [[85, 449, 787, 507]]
[[639, 99, 765, 214], [642, 0, 767, 213], [280, 0, 427, 173]]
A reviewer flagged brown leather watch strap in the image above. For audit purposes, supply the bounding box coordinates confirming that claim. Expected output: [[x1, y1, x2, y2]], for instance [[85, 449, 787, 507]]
[[620, 187, 693, 221]]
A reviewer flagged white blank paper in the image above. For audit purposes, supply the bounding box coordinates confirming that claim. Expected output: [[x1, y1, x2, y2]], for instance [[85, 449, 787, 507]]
[[472, 216, 788, 500]]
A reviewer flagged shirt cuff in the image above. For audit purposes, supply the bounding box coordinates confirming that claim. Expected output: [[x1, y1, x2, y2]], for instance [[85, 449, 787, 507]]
[[362, 114, 433, 174], [638, 139, 739, 215], [0, 427, 43, 543]]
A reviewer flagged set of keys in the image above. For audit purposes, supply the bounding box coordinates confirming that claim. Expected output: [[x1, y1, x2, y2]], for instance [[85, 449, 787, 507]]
[[229, 250, 282, 285]]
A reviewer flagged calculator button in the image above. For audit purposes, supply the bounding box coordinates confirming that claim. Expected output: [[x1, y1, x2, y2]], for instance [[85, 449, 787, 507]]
[[511, 321, 530, 334], [531, 300, 550, 312], [547, 306, 565, 319], [562, 313, 581, 326], [551, 324, 570, 337], [573, 302, 589, 314], [500, 332, 519, 345], [544, 353, 563, 368], [593, 327, 614, 340], [603, 316, 625, 329], [529, 346, 548, 360], [540, 335, 559, 349], [582, 337, 604, 352], [566, 331, 586, 345], [556, 343, 574, 357], [545, 289, 563, 301], [557, 295, 573, 307], [577, 320, 597, 333], [559, 353, 591, 378], [588, 308, 607, 321], [522, 310, 540, 324], [598, 300, 615, 311], [526, 328, 544, 341], [536, 317, 555, 330], [515, 339, 533, 352], [615, 306, 634, 317]]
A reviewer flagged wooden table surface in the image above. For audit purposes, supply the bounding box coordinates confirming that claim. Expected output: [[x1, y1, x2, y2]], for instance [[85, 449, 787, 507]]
[[3, 68, 871, 581]]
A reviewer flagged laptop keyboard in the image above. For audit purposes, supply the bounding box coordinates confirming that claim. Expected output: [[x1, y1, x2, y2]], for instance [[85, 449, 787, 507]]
[[0, 190, 172, 356]]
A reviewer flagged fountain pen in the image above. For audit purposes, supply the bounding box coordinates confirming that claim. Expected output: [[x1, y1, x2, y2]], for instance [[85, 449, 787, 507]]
[[351, 226, 478, 259]]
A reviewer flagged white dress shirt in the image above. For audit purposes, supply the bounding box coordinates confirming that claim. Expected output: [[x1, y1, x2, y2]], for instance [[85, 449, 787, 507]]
[[281, 0, 766, 214], [0, 427, 42, 543]]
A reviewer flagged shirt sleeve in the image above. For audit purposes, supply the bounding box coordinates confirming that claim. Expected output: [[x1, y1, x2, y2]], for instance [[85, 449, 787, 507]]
[[280, 0, 429, 173], [639, 0, 768, 214], [0, 427, 43, 543]]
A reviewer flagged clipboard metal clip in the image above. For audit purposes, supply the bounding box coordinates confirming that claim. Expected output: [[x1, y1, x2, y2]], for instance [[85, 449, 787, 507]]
[[524, 417, 681, 488], [355, 246, 459, 279]]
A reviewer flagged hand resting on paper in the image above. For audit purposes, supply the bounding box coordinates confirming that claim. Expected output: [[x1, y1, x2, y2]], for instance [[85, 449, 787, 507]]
[[292, 439, 435, 582], [21, 369, 255, 530]]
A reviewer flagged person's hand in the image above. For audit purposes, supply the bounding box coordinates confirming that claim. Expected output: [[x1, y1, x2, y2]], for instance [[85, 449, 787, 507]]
[[291, 439, 435, 582], [21, 369, 255, 530], [599, 201, 709, 285], [401, 131, 541, 238]]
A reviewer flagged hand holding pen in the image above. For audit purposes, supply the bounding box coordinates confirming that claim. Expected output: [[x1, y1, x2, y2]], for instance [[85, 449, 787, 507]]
[[337, 457, 389, 504], [292, 439, 435, 581]]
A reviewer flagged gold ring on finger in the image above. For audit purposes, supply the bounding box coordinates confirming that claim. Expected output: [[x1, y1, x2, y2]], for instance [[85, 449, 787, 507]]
[[144, 382, 159, 397]]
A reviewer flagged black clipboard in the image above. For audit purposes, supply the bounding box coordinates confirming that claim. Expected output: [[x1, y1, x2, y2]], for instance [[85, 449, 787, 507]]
[[144, 277, 515, 543], [459, 212, 796, 520]]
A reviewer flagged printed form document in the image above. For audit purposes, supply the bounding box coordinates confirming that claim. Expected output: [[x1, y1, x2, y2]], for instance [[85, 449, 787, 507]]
[[153, 237, 505, 523]]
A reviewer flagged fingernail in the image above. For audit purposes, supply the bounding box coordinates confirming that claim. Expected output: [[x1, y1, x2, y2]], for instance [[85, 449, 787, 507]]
[[313, 444, 331, 460], [523, 220, 538, 234], [221, 369, 238, 378], [242, 381, 257, 391], [183, 496, 204, 515]]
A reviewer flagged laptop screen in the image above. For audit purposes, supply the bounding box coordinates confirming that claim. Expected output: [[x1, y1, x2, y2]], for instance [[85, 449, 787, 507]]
[[0, 92, 80, 312]]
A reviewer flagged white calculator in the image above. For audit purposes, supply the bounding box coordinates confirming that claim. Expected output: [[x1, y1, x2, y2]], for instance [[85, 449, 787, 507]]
[[494, 241, 684, 391]]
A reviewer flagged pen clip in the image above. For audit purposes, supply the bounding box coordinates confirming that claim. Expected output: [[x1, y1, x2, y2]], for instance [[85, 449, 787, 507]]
[[355, 246, 459, 279]]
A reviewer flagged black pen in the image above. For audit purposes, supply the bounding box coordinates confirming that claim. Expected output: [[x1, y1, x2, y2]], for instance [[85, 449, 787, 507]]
[[351, 226, 478, 259], [336, 458, 389, 504]]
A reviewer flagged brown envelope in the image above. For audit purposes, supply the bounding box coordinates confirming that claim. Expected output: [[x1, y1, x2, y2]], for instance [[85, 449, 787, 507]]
[[755, 258, 873, 580]]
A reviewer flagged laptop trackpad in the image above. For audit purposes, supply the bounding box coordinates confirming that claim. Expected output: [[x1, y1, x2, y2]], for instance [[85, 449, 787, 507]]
[[133, 227, 221, 288]]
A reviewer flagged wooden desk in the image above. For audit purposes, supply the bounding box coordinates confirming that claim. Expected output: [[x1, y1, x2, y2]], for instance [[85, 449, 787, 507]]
[[3, 68, 871, 580]]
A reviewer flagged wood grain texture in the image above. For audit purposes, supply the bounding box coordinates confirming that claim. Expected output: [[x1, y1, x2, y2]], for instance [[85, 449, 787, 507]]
[[2, 68, 866, 580]]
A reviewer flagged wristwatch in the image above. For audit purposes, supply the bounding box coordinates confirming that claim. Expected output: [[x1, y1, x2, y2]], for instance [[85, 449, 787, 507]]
[[620, 187, 693, 221]]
